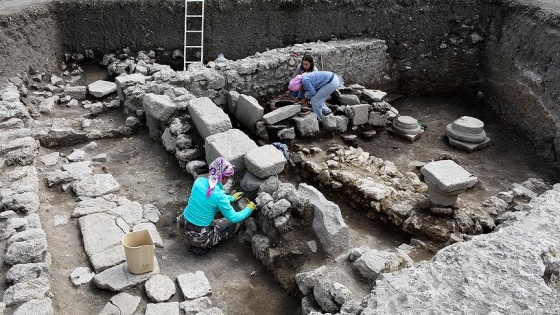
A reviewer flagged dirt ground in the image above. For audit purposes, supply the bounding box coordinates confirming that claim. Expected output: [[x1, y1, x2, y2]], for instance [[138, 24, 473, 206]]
[[11, 89, 554, 315]]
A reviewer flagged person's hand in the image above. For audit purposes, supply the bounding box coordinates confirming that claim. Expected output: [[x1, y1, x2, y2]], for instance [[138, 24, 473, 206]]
[[247, 200, 256, 211], [299, 98, 308, 105], [232, 192, 245, 202]]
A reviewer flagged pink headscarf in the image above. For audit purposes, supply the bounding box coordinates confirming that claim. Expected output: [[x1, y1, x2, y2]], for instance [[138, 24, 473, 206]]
[[288, 75, 303, 91], [206, 157, 235, 197]]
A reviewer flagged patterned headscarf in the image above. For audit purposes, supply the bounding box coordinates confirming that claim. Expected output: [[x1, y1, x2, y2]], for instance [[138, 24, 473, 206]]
[[206, 157, 235, 197]]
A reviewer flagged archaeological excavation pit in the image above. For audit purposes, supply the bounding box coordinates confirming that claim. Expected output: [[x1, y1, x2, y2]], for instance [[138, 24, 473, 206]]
[[1, 0, 560, 314]]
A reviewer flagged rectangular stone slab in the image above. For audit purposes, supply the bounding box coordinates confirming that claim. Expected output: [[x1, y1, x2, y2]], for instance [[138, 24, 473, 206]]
[[204, 129, 257, 170], [79, 213, 125, 256], [420, 159, 478, 192], [92, 259, 160, 292], [188, 97, 232, 139]]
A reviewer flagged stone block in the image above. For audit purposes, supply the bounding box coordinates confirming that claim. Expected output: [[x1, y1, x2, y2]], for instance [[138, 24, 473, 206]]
[[323, 115, 349, 132], [180, 297, 212, 315], [3, 277, 49, 306], [350, 104, 371, 125], [353, 249, 387, 280], [448, 136, 490, 152], [88, 80, 117, 98], [99, 293, 140, 315], [227, 91, 240, 114], [145, 302, 180, 315], [368, 111, 389, 127], [115, 73, 146, 102], [235, 94, 263, 130], [6, 262, 49, 284], [339, 94, 360, 105], [5, 237, 47, 266], [143, 94, 177, 122], [70, 266, 95, 286], [241, 172, 265, 192], [298, 183, 349, 255], [188, 97, 232, 139], [278, 127, 296, 140], [12, 297, 53, 315], [244, 145, 287, 179], [79, 213, 126, 260], [361, 89, 387, 103], [177, 271, 212, 300], [263, 105, 301, 124], [92, 259, 160, 291], [292, 113, 320, 136], [65, 86, 87, 100], [421, 160, 478, 192], [205, 129, 257, 170], [72, 174, 120, 197], [421, 160, 478, 206], [251, 234, 271, 261], [145, 275, 176, 302]]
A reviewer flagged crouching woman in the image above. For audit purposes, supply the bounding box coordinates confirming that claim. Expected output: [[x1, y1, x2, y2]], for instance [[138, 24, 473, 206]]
[[177, 157, 256, 255]]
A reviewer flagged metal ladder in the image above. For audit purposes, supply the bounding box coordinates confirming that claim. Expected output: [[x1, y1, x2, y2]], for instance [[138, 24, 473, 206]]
[[183, 0, 205, 70]]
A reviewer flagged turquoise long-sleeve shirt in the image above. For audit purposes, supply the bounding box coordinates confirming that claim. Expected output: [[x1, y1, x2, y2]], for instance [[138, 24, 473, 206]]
[[298, 71, 335, 100], [183, 177, 252, 226]]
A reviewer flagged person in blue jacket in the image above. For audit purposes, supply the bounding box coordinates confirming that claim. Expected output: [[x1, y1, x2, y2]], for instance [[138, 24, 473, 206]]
[[289, 71, 339, 123], [177, 157, 256, 255], [286, 55, 319, 97]]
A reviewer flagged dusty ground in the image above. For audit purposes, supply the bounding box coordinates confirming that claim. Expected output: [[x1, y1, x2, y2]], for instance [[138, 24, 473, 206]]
[[14, 90, 555, 315]]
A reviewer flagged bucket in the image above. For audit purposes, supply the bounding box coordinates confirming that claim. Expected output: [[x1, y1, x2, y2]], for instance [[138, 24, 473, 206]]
[[122, 229, 155, 274]]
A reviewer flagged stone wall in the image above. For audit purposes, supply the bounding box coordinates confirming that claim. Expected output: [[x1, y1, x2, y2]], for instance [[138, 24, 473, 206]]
[[1, 0, 490, 95]]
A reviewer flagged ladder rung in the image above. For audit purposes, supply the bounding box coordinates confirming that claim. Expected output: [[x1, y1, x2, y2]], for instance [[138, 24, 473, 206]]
[[186, 15, 203, 17], [185, 46, 202, 48], [186, 0, 204, 2], [185, 30, 202, 33]]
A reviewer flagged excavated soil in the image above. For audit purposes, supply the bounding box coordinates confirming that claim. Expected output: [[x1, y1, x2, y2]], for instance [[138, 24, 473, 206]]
[[19, 90, 557, 315]]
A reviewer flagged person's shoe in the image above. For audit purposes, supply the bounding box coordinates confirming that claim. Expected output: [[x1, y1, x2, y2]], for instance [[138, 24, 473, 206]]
[[189, 246, 212, 255]]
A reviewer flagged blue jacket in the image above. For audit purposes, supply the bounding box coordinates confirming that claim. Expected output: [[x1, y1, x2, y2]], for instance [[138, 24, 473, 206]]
[[298, 71, 335, 100], [183, 177, 251, 226]]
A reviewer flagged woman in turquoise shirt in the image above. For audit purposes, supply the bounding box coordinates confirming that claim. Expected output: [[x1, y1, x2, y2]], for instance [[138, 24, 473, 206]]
[[177, 157, 256, 255]]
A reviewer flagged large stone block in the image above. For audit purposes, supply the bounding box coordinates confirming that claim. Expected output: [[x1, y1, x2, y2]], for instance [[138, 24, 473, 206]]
[[88, 80, 117, 98], [205, 129, 257, 170], [188, 97, 232, 139], [244, 145, 287, 179], [297, 184, 349, 255], [72, 174, 120, 197], [177, 271, 212, 300], [323, 115, 349, 132], [234, 94, 263, 130], [263, 105, 301, 125], [93, 259, 160, 291], [115, 73, 146, 102], [143, 93, 178, 121], [350, 104, 371, 125], [292, 113, 320, 136]]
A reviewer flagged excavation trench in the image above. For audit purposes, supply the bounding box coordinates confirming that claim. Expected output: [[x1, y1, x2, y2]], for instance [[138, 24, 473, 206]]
[[1, 0, 560, 314]]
